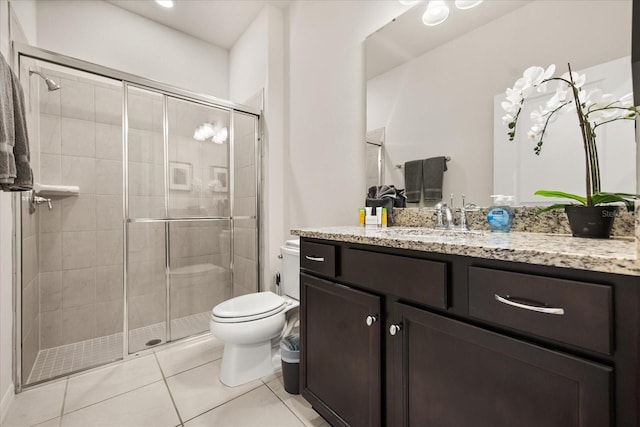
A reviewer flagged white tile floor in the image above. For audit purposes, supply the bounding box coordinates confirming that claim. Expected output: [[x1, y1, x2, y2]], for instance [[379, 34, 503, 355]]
[[4, 335, 328, 427]]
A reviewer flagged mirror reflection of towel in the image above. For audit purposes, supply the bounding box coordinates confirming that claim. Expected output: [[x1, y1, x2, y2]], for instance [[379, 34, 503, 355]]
[[404, 160, 422, 203], [422, 156, 447, 201]]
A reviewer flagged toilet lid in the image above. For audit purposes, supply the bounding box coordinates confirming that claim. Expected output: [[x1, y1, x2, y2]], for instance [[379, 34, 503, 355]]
[[285, 238, 300, 249], [212, 291, 286, 319]]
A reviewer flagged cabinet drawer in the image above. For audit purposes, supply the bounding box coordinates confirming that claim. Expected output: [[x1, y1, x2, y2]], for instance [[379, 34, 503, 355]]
[[468, 266, 612, 355], [300, 241, 338, 277], [342, 248, 447, 309]]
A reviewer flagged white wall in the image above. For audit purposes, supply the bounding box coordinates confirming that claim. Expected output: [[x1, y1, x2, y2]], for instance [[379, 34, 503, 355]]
[[35, 0, 229, 98], [287, 1, 407, 230], [229, 5, 285, 293], [367, 0, 631, 207], [1, 0, 37, 419]]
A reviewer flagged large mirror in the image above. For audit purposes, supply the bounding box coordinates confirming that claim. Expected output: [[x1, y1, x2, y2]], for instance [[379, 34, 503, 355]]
[[366, 0, 635, 207]]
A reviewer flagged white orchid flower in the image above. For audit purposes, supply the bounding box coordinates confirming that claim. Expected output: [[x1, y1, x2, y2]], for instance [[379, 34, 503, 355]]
[[528, 123, 544, 139], [502, 113, 514, 126], [505, 87, 522, 103], [561, 71, 586, 87], [530, 106, 546, 123], [536, 64, 556, 93]]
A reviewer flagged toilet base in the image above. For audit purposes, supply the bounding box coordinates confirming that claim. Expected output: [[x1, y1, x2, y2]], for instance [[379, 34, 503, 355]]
[[219, 339, 280, 387]]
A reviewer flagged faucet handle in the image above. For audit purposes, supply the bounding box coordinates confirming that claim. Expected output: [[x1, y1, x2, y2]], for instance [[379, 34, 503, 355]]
[[433, 203, 445, 229]]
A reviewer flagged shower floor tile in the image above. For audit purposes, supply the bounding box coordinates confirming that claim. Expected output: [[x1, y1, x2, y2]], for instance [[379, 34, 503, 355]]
[[27, 311, 211, 384]]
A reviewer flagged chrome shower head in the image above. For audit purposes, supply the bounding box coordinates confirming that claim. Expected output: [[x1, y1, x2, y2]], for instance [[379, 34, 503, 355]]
[[29, 69, 60, 91]]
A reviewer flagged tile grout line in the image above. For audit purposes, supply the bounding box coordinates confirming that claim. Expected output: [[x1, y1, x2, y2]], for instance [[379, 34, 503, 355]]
[[264, 380, 310, 427], [59, 377, 166, 417], [152, 351, 185, 427], [179, 382, 265, 425]]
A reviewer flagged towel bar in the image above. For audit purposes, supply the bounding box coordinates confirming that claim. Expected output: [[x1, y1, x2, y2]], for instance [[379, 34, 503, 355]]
[[396, 156, 450, 169]]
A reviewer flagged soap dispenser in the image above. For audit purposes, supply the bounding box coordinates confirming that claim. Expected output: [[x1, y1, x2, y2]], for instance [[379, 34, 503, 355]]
[[487, 195, 514, 232]]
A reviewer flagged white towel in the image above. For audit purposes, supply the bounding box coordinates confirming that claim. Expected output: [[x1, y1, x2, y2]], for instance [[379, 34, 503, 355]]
[[0, 52, 33, 191]]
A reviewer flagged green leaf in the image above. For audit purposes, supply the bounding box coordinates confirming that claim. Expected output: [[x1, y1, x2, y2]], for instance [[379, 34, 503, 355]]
[[592, 192, 638, 212], [534, 190, 587, 205], [535, 203, 571, 215]]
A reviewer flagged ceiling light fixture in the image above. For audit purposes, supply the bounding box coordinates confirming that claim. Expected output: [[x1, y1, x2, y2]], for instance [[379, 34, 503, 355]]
[[155, 0, 174, 8], [193, 123, 228, 144], [454, 0, 483, 10], [422, 0, 450, 26], [398, 0, 484, 27]]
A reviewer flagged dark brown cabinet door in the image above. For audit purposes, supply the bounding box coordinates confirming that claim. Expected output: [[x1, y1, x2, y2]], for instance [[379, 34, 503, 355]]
[[300, 273, 382, 427], [391, 302, 612, 427]]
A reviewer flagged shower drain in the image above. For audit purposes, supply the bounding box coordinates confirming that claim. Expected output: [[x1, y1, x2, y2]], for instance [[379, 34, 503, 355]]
[[145, 339, 162, 347]]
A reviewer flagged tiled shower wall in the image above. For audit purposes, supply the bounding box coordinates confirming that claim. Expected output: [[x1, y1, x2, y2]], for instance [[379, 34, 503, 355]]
[[37, 68, 124, 350]]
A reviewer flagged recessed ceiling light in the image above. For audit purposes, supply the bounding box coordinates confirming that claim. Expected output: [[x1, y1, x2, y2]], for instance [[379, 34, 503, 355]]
[[155, 0, 174, 8]]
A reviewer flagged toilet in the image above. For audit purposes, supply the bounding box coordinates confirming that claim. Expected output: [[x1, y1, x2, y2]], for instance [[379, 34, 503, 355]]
[[210, 239, 300, 387]]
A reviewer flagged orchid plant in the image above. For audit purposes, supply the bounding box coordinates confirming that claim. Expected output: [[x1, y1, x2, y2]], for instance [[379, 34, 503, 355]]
[[502, 63, 639, 212]]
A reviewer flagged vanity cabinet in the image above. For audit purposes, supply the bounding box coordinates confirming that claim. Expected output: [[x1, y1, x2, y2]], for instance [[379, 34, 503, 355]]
[[300, 273, 381, 427], [390, 302, 611, 427], [299, 237, 640, 427]]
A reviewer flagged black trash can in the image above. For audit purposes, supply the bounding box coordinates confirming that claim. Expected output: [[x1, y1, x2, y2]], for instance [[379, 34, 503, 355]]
[[280, 334, 300, 394]]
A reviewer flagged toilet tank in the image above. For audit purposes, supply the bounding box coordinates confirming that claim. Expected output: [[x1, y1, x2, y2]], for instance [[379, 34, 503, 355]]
[[280, 239, 300, 300]]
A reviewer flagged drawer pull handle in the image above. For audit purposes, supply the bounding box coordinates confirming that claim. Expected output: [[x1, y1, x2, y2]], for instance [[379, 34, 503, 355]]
[[366, 315, 378, 326], [495, 294, 565, 315], [389, 324, 402, 335], [305, 255, 325, 262]]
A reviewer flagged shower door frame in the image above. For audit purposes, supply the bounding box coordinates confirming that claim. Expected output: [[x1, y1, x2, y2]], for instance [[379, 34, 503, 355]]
[[11, 42, 262, 392]]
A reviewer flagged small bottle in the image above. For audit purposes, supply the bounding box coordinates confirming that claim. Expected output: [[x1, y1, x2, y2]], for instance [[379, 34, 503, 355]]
[[487, 195, 514, 232], [381, 207, 387, 228], [365, 207, 377, 228], [358, 208, 365, 226]]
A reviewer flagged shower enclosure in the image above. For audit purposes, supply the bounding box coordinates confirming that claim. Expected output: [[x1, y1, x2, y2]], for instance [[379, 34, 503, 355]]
[[13, 44, 260, 388]]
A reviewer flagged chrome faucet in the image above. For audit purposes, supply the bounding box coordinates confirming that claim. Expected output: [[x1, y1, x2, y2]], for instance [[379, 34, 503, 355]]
[[434, 202, 454, 229], [434, 194, 478, 230]]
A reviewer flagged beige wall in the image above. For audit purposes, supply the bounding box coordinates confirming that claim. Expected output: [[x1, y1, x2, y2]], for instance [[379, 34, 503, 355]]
[[229, 5, 285, 293], [286, 1, 407, 230], [35, 0, 229, 98]]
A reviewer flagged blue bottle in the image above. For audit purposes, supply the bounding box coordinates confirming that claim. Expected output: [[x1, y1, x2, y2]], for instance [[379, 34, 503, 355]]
[[487, 195, 514, 232]]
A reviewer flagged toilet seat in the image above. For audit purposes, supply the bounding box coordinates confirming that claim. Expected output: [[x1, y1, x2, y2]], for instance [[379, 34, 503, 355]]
[[211, 291, 286, 323]]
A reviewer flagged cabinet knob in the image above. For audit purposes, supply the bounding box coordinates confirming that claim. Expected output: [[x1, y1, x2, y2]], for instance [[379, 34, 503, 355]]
[[389, 324, 402, 336], [365, 315, 378, 326]]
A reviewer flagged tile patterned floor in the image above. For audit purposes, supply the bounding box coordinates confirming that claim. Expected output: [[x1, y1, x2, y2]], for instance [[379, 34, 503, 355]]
[[5, 335, 328, 427], [27, 312, 211, 384]]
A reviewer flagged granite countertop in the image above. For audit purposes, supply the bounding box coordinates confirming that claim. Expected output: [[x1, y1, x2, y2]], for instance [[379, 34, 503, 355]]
[[292, 226, 640, 277]]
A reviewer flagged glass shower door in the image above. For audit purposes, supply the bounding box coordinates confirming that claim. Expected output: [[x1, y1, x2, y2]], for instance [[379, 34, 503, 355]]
[[126, 89, 234, 351], [125, 86, 167, 353], [166, 97, 232, 341]]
